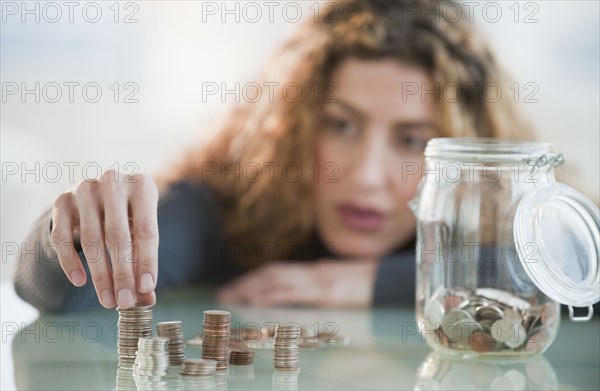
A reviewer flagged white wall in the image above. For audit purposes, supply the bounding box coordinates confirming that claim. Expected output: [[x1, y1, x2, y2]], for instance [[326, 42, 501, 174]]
[[1, 1, 598, 281]]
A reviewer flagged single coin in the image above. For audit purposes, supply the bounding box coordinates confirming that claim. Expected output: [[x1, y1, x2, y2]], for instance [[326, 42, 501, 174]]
[[540, 302, 558, 327], [475, 305, 503, 330], [424, 300, 445, 325], [524, 328, 550, 352], [468, 330, 496, 353], [443, 295, 464, 312], [490, 319, 517, 343], [441, 309, 473, 329], [434, 327, 450, 348], [476, 288, 531, 311], [502, 308, 522, 323], [504, 323, 527, 349]]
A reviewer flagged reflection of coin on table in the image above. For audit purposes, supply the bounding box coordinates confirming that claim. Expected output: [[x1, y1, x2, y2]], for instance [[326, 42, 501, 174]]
[[415, 352, 559, 391]]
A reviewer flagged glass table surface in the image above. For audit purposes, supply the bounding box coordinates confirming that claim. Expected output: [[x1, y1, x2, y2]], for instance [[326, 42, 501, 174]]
[[2, 285, 599, 390]]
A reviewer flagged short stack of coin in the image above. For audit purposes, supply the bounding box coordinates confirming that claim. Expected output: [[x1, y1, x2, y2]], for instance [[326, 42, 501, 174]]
[[133, 336, 170, 378], [117, 305, 153, 368], [179, 358, 218, 376], [273, 323, 301, 371], [201, 310, 231, 371], [229, 340, 255, 365], [156, 321, 185, 365]]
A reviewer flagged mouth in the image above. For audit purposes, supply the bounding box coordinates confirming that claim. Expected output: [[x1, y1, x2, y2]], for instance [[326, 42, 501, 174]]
[[337, 202, 388, 233]]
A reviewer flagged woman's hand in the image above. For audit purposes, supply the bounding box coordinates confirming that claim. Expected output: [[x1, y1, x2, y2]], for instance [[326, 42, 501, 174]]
[[217, 261, 378, 308], [51, 170, 159, 309]]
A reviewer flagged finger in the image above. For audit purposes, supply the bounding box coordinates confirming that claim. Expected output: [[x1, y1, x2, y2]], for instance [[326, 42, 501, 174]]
[[52, 192, 86, 287], [74, 182, 116, 308], [249, 266, 318, 306], [228, 266, 293, 305], [256, 287, 297, 306], [128, 174, 159, 294], [136, 291, 156, 306], [218, 269, 269, 303], [101, 171, 136, 309]]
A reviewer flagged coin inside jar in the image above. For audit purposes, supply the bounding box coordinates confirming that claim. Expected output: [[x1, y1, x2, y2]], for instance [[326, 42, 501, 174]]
[[490, 318, 517, 343], [424, 300, 446, 325], [443, 295, 464, 312], [524, 328, 550, 352], [474, 306, 503, 330], [504, 323, 527, 349], [540, 302, 558, 327], [453, 320, 482, 350], [468, 330, 496, 353], [441, 309, 473, 326]]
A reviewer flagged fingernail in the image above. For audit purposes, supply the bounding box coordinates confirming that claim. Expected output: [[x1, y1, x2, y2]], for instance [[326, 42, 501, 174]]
[[101, 289, 116, 307], [139, 273, 154, 293], [117, 289, 135, 309], [70, 271, 86, 287]]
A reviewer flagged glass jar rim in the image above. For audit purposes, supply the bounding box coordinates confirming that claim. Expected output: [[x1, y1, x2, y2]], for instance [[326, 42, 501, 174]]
[[425, 138, 558, 164]]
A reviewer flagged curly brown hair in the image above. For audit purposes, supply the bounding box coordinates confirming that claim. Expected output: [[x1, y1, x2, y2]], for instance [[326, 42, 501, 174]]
[[157, 0, 531, 267]]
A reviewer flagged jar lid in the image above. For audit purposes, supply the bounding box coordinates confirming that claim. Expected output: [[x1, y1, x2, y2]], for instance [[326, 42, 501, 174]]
[[514, 183, 599, 318]]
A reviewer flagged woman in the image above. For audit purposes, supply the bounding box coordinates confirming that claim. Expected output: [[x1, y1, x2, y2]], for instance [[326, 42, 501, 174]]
[[14, 0, 529, 313]]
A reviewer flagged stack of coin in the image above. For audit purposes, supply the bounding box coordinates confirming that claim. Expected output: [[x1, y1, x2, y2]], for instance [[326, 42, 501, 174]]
[[156, 321, 185, 365], [273, 323, 301, 371], [133, 336, 170, 379], [179, 358, 218, 376], [201, 310, 231, 371], [117, 305, 153, 368], [424, 288, 558, 354], [229, 340, 255, 365]]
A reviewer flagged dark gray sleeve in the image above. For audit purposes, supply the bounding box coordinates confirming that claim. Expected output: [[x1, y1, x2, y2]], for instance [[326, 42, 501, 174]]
[[13, 181, 236, 313], [372, 248, 416, 306]]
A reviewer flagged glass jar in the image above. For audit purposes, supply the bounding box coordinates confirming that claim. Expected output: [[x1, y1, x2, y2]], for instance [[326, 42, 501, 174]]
[[412, 138, 599, 357]]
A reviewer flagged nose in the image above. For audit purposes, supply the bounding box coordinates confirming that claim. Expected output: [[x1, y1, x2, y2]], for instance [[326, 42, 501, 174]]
[[350, 126, 388, 192]]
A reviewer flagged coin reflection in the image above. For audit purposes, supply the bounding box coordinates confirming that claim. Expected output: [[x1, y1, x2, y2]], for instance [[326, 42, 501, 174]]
[[272, 369, 301, 391], [415, 352, 558, 391]]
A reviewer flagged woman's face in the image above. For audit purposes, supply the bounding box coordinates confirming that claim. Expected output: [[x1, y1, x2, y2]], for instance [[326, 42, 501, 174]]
[[314, 58, 442, 259]]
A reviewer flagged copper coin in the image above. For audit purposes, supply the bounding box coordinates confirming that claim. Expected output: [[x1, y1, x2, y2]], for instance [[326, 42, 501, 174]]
[[443, 295, 463, 312], [435, 327, 450, 348], [540, 302, 558, 327], [229, 340, 251, 352], [468, 330, 496, 353], [525, 328, 549, 352]]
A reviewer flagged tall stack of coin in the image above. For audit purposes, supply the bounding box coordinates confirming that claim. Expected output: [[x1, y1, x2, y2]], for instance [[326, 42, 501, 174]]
[[201, 310, 231, 371], [156, 321, 185, 365], [133, 336, 170, 378], [117, 305, 153, 368], [273, 323, 301, 371]]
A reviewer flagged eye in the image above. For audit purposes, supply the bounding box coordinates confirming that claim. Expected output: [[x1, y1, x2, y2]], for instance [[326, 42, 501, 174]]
[[397, 133, 429, 151], [324, 117, 357, 136]]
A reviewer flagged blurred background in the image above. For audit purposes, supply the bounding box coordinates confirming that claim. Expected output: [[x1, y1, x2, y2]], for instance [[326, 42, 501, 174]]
[[1, 0, 599, 286]]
